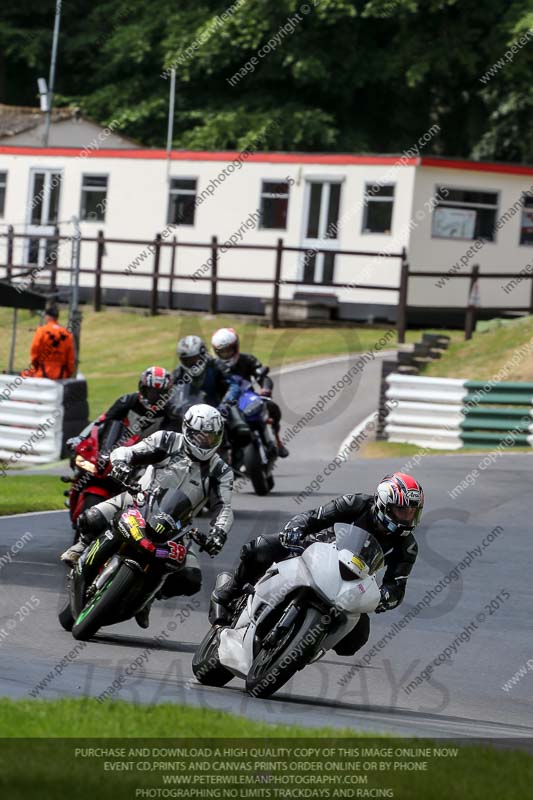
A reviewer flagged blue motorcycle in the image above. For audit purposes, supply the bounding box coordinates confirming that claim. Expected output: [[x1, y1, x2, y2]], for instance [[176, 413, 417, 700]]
[[222, 376, 277, 495]]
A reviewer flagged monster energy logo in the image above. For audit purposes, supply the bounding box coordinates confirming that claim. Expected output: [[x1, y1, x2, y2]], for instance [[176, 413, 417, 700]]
[[86, 540, 100, 565]]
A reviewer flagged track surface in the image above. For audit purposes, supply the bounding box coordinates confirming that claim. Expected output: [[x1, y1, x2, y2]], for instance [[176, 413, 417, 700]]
[[1, 353, 532, 738]]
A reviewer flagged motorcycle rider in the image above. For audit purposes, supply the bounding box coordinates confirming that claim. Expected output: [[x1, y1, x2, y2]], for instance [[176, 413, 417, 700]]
[[61, 404, 233, 628], [211, 327, 288, 458], [172, 335, 233, 408], [68, 366, 174, 450], [210, 472, 423, 657]]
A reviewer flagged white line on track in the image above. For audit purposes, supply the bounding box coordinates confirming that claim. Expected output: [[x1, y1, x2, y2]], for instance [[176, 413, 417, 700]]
[[271, 350, 396, 377], [0, 509, 67, 520], [337, 411, 377, 458]]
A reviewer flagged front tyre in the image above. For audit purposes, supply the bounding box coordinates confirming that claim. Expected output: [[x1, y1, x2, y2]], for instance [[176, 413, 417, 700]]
[[72, 562, 138, 641], [192, 627, 233, 687], [244, 444, 271, 496], [246, 606, 326, 698]]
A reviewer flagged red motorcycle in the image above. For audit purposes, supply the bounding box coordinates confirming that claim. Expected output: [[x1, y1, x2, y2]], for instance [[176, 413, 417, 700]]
[[62, 419, 139, 532]]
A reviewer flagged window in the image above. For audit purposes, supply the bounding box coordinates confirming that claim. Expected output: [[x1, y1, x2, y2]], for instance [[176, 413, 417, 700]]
[[432, 186, 498, 241], [168, 178, 197, 226], [362, 184, 395, 234], [259, 180, 289, 229], [0, 172, 6, 217], [520, 194, 533, 246], [80, 175, 108, 222]]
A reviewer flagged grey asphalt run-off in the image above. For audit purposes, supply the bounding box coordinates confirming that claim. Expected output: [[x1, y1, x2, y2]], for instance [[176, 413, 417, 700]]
[[1, 350, 532, 739]]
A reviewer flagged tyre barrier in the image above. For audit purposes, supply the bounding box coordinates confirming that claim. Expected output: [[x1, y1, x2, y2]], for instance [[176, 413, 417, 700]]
[[0, 375, 89, 467], [384, 374, 533, 449], [376, 333, 450, 439]]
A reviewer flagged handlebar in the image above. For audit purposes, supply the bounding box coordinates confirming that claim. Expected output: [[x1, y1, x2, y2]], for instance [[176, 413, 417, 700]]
[[188, 528, 208, 551]]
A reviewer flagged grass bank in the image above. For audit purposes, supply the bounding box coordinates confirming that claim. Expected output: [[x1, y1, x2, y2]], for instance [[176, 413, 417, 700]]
[[0, 307, 451, 415], [0, 475, 65, 516], [423, 315, 533, 380]]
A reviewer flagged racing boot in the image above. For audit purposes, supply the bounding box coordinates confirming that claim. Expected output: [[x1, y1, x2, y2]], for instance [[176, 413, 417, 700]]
[[209, 571, 244, 626], [276, 434, 289, 459], [135, 600, 153, 630]]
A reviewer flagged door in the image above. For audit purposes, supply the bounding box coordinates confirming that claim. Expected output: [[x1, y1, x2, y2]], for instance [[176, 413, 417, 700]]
[[300, 180, 342, 285], [26, 170, 62, 266]]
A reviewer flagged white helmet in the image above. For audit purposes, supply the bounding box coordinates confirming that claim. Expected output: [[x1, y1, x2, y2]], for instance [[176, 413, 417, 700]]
[[182, 403, 224, 461], [211, 327, 239, 366], [177, 335, 208, 377]]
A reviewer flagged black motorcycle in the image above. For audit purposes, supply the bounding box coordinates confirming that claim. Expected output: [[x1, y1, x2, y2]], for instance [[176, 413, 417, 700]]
[[58, 478, 206, 641]]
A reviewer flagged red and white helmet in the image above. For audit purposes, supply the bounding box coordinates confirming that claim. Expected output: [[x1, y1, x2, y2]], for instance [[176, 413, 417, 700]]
[[373, 472, 424, 536], [211, 327, 239, 366], [138, 366, 172, 410]]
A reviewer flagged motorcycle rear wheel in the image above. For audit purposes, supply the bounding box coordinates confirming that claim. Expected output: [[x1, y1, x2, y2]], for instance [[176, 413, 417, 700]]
[[245, 606, 325, 698], [72, 562, 138, 641], [244, 445, 272, 496]]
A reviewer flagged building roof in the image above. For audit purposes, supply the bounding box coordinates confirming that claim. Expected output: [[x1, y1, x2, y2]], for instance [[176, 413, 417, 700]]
[[0, 104, 140, 148], [0, 104, 79, 139], [0, 142, 531, 177]]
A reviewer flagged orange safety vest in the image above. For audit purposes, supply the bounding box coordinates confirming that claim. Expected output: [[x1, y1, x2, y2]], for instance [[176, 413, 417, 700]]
[[28, 321, 75, 380]]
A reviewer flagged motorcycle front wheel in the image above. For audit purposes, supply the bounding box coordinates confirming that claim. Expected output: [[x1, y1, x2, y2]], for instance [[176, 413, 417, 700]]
[[245, 606, 326, 698], [192, 627, 234, 687], [72, 562, 139, 641]]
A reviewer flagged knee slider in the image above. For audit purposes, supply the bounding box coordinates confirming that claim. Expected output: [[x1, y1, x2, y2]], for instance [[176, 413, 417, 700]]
[[181, 568, 202, 596], [78, 507, 107, 537]]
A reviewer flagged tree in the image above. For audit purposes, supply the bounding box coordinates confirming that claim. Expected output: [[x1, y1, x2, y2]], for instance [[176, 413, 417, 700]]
[[0, 0, 530, 161]]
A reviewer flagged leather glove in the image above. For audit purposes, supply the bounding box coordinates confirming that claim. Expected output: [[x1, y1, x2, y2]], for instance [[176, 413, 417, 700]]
[[279, 527, 305, 552], [375, 586, 400, 614], [110, 460, 132, 485], [204, 527, 227, 557]]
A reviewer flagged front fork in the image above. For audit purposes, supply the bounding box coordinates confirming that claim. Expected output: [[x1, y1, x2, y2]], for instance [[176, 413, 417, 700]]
[[71, 530, 120, 616]]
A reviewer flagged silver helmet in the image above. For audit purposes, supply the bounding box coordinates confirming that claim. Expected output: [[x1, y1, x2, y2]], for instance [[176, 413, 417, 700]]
[[182, 403, 224, 461], [177, 335, 208, 378]]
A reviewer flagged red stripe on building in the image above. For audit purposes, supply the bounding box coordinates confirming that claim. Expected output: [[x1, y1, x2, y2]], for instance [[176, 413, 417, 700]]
[[0, 146, 417, 166], [0, 146, 531, 175], [420, 156, 533, 177]]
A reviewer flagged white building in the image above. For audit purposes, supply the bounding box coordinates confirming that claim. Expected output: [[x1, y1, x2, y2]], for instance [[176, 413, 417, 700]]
[[0, 143, 531, 324]]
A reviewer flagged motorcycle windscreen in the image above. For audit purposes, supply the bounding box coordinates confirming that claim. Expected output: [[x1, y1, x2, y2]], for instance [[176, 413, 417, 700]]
[[148, 488, 193, 529], [99, 419, 131, 453], [334, 524, 384, 575]]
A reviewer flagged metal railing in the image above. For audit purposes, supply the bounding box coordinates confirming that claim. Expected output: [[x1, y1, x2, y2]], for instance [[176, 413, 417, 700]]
[[0, 225, 408, 338]]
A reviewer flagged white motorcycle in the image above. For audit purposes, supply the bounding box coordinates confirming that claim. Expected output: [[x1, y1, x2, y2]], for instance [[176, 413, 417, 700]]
[[192, 524, 384, 698]]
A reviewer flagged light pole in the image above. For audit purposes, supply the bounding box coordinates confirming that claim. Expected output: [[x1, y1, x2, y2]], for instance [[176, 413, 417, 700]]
[[166, 68, 176, 180], [43, 0, 63, 147]]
